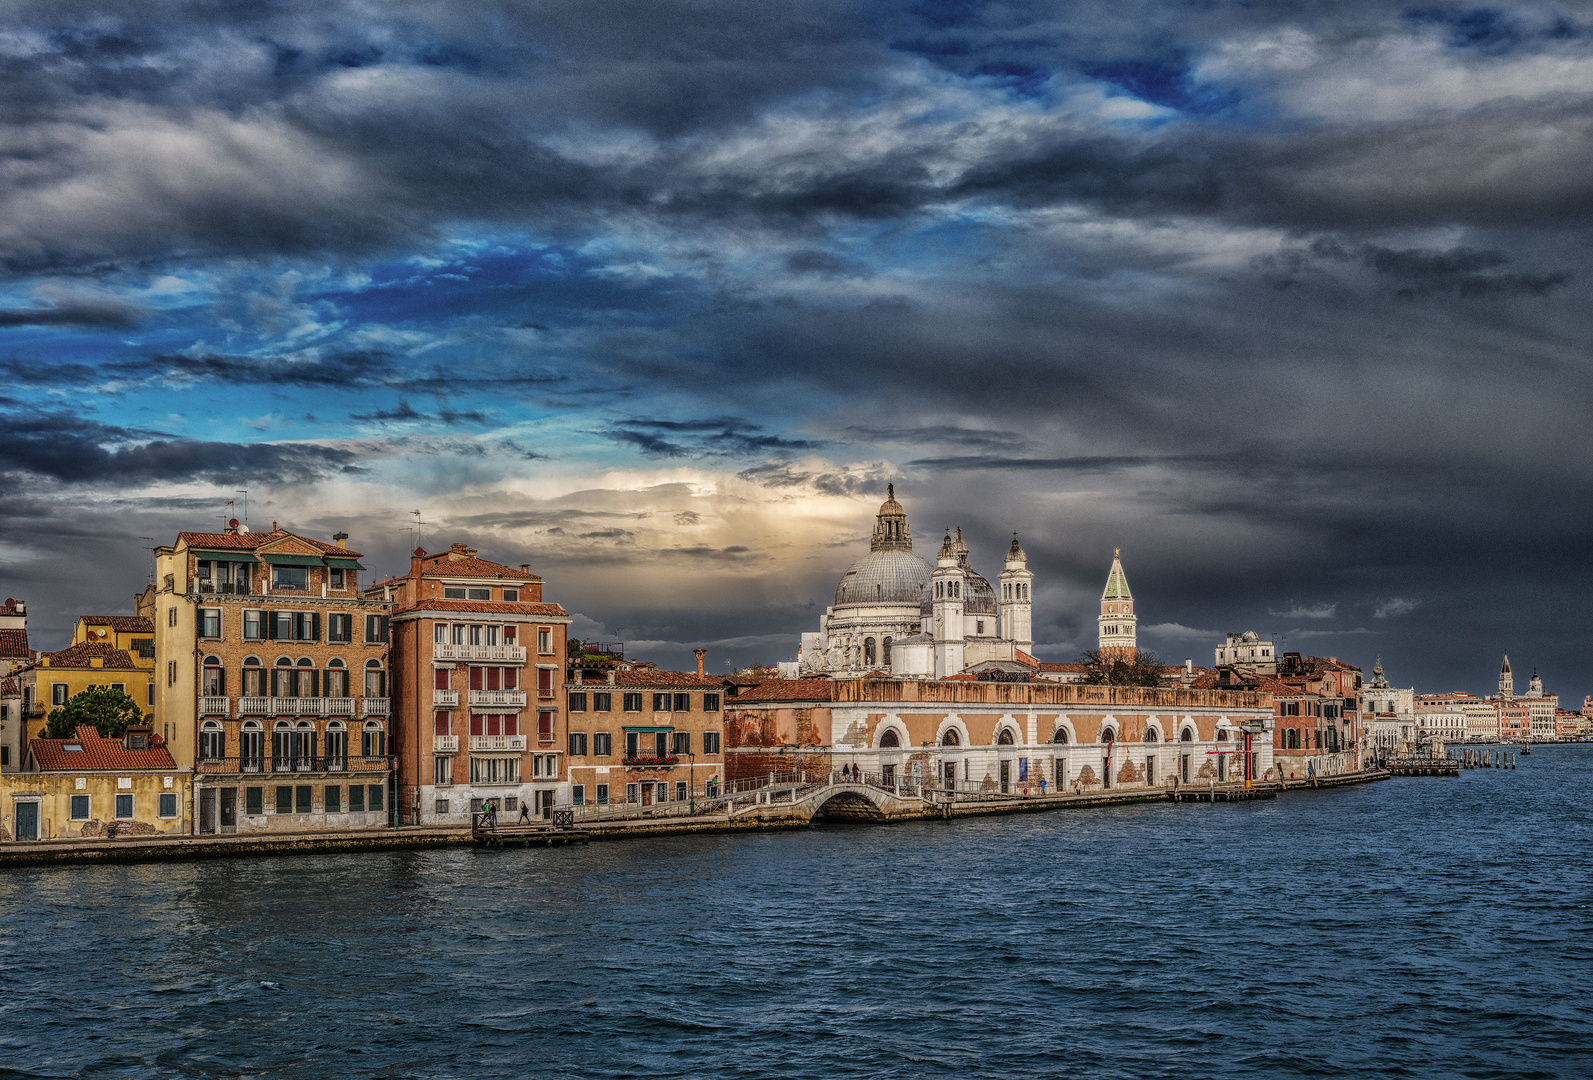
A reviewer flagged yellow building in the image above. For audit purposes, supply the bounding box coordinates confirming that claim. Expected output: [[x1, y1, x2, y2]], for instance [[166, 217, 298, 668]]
[[2, 724, 187, 842], [17, 641, 156, 744]]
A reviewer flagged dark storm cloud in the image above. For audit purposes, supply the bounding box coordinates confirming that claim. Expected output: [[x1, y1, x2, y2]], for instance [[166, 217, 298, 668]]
[[350, 400, 492, 426], [604, 418, 821, 458], [0, 409, 359, 485], [0, 298, 144, 328]]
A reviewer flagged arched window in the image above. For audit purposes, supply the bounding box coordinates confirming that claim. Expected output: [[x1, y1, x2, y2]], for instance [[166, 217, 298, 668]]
[[882, 636, 892, 665], [325, 720, 348, 769], [240, 720, 264, 771], [294, 719, 316, 766], [273, 657, 293, 698], [201, 655, 224, 696], [296, 657, 315, 699], [864, 637, 876, 666], [1180, 728, 1195, 743], [1101, 728, 1116, 743], [199, 719, 224, 759], [940, 729, 961, 747], [996, 728, 1015, 745], [1216, 728, 1230, 742], [362, 719, 386, 758], [242, 657, 265, 698], [272, 720, 293, 770], [1052, 728, 1069, 744], [1143, 727, 1159, 743], [365, 659, 386, 698], [325, 657, 347, 698], [879, 728, 900, 748]]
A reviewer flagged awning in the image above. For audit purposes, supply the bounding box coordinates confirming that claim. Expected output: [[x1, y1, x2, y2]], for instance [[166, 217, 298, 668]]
[[261, 553, 324, 566], [622, 726, 675, 732], [191, 549, 259, 562], [325, 557, 366, 570]]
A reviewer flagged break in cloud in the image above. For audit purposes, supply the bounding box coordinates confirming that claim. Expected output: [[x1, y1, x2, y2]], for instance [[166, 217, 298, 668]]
[[0, 0, 1588, 699]]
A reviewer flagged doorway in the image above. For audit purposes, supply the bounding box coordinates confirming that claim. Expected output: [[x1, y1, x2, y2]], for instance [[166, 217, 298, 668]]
[[14, 800, 38, 842], [220, 788, 237, 834], [536, 790, 555, 819], [943, 761, 957, 789], [199, 788, 216, 834], [882, 763, 896, 786], [999, 760, 1010, 793]]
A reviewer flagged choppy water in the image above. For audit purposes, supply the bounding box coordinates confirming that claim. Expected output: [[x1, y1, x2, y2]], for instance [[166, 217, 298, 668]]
[[1, 748, 1590, 1079]]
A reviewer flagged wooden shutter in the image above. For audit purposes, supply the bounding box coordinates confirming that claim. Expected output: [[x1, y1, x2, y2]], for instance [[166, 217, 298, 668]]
[[311, 613, 320, 642]]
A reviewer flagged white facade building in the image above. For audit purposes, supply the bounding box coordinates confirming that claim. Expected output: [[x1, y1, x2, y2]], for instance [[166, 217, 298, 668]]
[[1214, 630, 1277, 672]]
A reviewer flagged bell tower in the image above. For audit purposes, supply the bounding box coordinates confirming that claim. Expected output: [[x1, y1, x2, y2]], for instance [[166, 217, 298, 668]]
[[932, 528, 968, 678], [1097, 549, 1137, 662], [998, 534, 1033, 654], [1498, 653, 1513, 698]]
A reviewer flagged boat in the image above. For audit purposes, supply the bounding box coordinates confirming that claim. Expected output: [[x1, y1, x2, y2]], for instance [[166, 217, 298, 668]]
[[1519, 744, 1531, 756]]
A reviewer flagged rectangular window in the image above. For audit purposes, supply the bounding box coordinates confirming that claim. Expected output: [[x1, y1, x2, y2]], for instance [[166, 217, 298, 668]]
[[368, 785, 383, 813], [328, 613, 352, 643], [485, 625, 499, 646], [673, 732, 691, 755], [326, 785, 342, 812], [294, 785, 312, 813], [245, 787, 263, 815], [272, 565, 308, 590], [200, 608, 221, 638], [276, 786, 292, 813], [675, 781, 687, 802], [349, 785, 365, 812], [435, 798, 450, 815], [272, 611, 293, 640], [503, 589, 518, 602], [673, 693, 691, 712], [468, 588, 491, 600], [703, 732, 721, 754], [538, 668, 553, 694], [657, 782, 670, 803], [243, 610, 263, 639], [366, 614, 388, 643], [538, 712, 554, 740], [593, 731, 612, 756], [593, 691, 612, 712], [115, 793, 134, 819], [626, 782, 639, 804], [434, 624, 447, 643], [111, 683, 126, 694], [571, 784, 585, 806], [70, 795, 90, 821], [444, 587, 466, 599], [653, 693, 671, 712], [158, 792, 178, 818], [626, 731, 640, 758], [434, 756, 451, 785], [52, 683, 68, 706], [538, 629, 552, 654], [451, 624, 465, 644], [704, 693, 721, 712], [623, 692, 642, 712], [569, 692, 587, 712], [569, 732, 588, 756], [595, 783, 609, 805], [469, 625, 482, 646], [146, 683, 155, 707]]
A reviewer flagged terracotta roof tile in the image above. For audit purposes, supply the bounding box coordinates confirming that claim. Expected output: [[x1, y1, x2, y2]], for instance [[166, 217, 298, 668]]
[[942, 673, 978, 681], [396, 598, 568, 617], [1038, 662, 1087, 673], [611, 670, 724, 689], [0, 628, 30, 658], [731, 678, 837, 703], [30, 726, 175, 770], [80, 616, 155, 633], [37, 641, 142, 672], [415, 553, 541, 581], [1014, 650, 1040, 668], [1, 676, 18, 696], [177, 530, 362, 558]]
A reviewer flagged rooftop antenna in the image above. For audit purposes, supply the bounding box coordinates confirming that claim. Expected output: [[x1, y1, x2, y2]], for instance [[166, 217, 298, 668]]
[[411, 509, 425, 551], [140, 537, 156, 585], [236, 490, 248, 527]]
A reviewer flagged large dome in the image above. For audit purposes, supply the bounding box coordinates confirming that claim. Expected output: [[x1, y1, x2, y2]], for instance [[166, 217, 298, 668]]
[[834, 549, 934, 607], [920, 570, 998, 617]]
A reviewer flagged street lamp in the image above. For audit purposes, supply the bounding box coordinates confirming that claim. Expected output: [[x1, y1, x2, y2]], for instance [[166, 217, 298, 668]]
[[688, 750, 695, 815]]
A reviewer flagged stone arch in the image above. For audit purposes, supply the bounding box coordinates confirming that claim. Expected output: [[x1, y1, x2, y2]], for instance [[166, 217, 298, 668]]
[[1143, 720, 1162, 742], [1050, 716, 1077, 744], [876, 722, 905, 749], [1098, 717, 1120, 744], [993, 718, 1021, 746], [936, 717, 969, 747]]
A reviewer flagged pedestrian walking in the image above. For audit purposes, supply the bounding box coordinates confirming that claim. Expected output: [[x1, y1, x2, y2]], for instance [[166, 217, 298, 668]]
[[1039, 776, 1047, 795], [518, 800, 531, 824]]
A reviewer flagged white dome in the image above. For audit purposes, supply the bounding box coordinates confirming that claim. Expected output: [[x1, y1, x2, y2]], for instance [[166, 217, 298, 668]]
[[834, 549, 934, 607]]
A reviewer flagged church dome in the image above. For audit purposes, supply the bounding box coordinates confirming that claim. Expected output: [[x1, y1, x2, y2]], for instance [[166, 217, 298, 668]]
[[834, 549, 934, 607], [920, 569, 998, 617]]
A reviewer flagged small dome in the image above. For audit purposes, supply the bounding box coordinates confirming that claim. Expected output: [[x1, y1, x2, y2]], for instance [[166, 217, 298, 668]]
[[1242, 630, 1259, 642], [920, 569, 998, 617], [834, 549, 934, 607]]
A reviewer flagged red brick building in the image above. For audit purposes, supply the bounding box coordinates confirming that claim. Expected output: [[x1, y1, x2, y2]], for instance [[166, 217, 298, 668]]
[[373, 543, 570, 824]]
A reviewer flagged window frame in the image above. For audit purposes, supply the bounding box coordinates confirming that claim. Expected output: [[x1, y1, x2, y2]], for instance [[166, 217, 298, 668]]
[[114, 793, 134, 820], [158, 792, 178, 818]]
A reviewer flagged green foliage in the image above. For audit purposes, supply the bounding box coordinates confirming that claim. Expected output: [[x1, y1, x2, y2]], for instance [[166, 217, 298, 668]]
[[43, 685, 144, 739], [1075, 648, 1166, 689]]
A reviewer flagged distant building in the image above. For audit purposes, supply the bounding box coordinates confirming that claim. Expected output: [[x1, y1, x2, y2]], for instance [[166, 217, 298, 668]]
[[1362, 659, 1416, 755], [1414, 692, 1478, 743], [0, 598, 32, 774], [1487, 654, 1557, 741], [1214, 631, 1277, 673], [0, 723, 187, 841]]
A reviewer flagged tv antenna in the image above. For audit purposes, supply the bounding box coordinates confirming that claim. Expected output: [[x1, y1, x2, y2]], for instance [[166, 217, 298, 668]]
[[236, 490, 248, 527], [411, 509, 425, 551], [140, 537, 156, 584]]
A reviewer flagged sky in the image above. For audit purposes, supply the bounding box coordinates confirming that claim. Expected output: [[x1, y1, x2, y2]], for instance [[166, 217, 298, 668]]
[[0, 0, 1589, 701]]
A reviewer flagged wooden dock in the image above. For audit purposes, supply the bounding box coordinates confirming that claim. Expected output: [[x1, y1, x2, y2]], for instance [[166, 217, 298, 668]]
[[470, 810, 590, 847], [1387, 757, 1460, 776]]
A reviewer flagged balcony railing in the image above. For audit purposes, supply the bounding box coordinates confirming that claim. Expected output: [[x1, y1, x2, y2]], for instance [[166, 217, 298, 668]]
[[199, 696, 231, 717], [624, 755, 680, 768], [324, 697, 354, 716], [236, 697, 371, 716], [362, 697, 390, 716], [433, 643, 526, 662], [434, 689, 459, 708], [469, 734, 527, 751], [468, 689, 527, 708], [435, 735, 459, 753], [194, 755, 396, 775]]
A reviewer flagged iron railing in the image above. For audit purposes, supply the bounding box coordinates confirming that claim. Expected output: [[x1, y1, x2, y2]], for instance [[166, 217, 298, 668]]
[[194, 755, 396, 775]]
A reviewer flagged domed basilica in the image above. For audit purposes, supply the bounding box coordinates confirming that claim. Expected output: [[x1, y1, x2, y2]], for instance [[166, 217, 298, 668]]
[[793, 486, 1034, 679]]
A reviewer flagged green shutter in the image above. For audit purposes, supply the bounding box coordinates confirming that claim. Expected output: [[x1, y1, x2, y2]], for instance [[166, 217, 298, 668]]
[[310, 612, 320, 642], [275, 786, 292, 813]]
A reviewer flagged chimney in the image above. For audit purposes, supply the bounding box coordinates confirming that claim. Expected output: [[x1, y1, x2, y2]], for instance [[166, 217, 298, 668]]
[[411, 547, 425, 578], [520, 564, 530, 574], [1185, 658, 1192, 673], [694, 648, 707, 677], [334, 531, 348, 549]]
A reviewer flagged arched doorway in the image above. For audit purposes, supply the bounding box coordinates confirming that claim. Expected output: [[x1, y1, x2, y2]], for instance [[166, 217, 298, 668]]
[[1101, 728, 1115, 789], [1180, 727, 1193, 782], [940, 728, 961, 788]]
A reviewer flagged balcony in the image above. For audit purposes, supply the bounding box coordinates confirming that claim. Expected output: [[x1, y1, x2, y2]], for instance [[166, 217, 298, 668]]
[[434, 689, 459, 708], [195, 755, 395, 775], [237, 697, 330, 716], [435, 735, 459, 753], [470, 734, 527, 751], [623, 755, 680, 769], [362, 697, 390, 716], [468, 689, 527, 708], [199, 696, 231, 717], [432, 643, 526, 662], [324, 697, 354, 716]]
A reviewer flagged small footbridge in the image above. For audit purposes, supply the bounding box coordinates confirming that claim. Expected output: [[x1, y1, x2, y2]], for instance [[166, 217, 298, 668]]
[[724, 770, 1033, 823]]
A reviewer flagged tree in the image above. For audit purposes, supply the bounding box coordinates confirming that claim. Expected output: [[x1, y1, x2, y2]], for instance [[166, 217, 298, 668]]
[[1075, 648, 1166, 689], [43, 686, 143, 739]]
